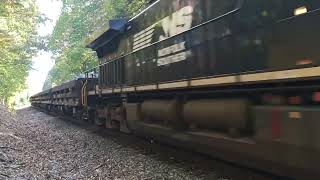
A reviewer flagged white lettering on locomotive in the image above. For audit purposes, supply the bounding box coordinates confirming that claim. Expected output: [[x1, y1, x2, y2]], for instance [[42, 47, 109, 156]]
[[133, 5, 194, 52], [160, 6, 194, 40], [158, 50, 191, 66], [158, 42, 186, 57], [156, 5, 193, 66], [133, 5, 194, 66], [157, 41, 191, 66]]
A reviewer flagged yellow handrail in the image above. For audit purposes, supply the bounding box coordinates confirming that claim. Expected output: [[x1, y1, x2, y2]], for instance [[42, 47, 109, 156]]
[[81, 80, 88, 107]]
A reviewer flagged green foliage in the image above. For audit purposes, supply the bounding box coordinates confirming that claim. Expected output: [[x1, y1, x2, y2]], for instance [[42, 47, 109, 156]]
[[45, 0, 147, 90], [0, 0, 40, 104], [128, 0, 148, 17]]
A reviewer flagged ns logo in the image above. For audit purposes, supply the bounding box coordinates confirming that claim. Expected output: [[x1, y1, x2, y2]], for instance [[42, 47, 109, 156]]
[[159, 5, 194, 40]]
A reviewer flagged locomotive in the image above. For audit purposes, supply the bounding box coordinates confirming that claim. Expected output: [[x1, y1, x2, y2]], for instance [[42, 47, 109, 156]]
[[31, 0, 320, 178]]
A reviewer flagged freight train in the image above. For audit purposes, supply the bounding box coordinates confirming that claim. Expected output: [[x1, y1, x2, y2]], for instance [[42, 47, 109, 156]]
[[30, 0, 320, 178]]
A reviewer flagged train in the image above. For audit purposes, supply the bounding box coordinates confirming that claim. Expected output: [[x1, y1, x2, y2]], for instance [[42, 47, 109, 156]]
[[30, 0, 320, 178]]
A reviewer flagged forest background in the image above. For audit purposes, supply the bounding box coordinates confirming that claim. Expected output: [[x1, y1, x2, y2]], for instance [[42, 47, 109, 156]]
[[0, 0, 147, 106]]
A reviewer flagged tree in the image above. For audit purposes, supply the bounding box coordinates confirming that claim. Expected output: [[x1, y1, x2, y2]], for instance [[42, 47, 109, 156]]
[[44, 0, 147, 89], [0, 0, 40, 104]]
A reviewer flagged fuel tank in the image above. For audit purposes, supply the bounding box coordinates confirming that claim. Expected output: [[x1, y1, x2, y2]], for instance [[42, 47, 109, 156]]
[[182, 99, 250, 131], [141, 100, 179, 124]]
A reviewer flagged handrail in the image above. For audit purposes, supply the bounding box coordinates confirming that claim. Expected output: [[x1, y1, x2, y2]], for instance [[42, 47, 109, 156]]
[[81, 80, 88, 107], [277, 8, 320, 23]]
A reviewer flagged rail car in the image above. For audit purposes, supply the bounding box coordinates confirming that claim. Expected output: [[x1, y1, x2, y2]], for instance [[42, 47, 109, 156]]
[[31, 0, 320, 178], [30, 77, 97, 118]]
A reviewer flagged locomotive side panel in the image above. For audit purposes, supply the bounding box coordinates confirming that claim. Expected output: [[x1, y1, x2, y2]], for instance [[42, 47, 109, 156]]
[[238, 0, 320, 72], [124, 0, 241, 85], [95, 0, 320, 89]]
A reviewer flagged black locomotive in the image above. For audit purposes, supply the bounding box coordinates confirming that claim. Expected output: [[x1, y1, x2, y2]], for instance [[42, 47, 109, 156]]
[[31, 0, 320, 178]]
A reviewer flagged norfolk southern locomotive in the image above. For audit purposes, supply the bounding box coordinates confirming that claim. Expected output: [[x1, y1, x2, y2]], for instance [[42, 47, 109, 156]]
[[30, 0, 320, 178]]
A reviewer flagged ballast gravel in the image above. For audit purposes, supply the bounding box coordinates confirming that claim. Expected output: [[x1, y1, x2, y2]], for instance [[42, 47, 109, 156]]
[[0, 106, 277, 180]]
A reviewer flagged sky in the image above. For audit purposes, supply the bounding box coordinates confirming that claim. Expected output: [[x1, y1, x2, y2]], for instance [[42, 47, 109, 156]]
[[27, 0, 62, 96]]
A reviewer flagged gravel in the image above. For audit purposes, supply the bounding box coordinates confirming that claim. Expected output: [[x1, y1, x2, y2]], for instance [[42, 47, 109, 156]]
[[0, 106, 278, 180]]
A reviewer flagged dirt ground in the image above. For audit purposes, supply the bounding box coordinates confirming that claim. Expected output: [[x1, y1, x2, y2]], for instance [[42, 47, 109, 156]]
[[0, 106, 278, 180]]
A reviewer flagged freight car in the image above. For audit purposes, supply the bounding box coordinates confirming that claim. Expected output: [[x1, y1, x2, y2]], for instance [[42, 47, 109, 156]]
[[31, 0, 320, 178], [31, 77, 97, 118]]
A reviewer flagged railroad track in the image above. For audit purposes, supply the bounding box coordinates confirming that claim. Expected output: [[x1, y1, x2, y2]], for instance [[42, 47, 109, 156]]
[[34, 107, 288, 180]]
